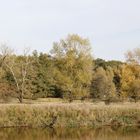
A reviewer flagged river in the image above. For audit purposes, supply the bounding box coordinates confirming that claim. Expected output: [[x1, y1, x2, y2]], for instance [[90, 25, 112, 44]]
[[0, 126, 140, 140]]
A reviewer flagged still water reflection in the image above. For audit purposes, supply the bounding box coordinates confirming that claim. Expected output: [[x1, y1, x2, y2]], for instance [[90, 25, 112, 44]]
[[0, 126, 140, 140]]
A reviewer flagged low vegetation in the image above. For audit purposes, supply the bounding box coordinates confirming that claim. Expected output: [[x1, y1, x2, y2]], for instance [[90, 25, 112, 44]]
[[0, 103, 139, 128]]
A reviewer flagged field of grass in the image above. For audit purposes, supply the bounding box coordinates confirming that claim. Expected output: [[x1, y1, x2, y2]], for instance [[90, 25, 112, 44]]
[[0, 100, 139, 128]]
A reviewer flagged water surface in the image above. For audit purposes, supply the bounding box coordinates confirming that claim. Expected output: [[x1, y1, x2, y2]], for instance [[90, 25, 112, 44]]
[[0, 126, 140, 140]]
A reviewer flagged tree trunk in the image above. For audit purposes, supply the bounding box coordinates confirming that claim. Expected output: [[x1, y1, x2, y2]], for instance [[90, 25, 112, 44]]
[[18, 91, 23, 103]]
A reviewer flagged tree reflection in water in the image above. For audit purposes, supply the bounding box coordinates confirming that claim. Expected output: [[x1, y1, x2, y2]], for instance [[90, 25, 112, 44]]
[[0, 126, 140, 140]]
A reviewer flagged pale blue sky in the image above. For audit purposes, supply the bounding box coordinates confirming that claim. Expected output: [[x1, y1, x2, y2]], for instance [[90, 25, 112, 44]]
[[0, 0, 140, 60]]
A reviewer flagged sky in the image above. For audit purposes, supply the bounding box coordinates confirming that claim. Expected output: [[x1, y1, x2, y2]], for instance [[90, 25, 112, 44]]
[[0, 0, 140, 60]]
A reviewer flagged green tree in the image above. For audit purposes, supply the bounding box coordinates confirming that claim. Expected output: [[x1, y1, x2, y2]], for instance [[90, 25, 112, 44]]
[[51, 34, 93, 101], [27, 51, 55, 99], [0, 67, 12, 101], [91, 67, 116, 103], [94, 58, 123, 96]]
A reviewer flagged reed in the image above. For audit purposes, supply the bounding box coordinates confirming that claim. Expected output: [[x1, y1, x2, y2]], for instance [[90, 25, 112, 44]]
[[0, 103, 139, 128]]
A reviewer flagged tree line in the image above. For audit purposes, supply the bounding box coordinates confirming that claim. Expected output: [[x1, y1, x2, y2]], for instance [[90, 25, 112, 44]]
[[0, 34, 140, 103]]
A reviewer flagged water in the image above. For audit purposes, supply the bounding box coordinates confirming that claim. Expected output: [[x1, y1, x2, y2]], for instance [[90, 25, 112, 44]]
[[0, 126, 140, 140]]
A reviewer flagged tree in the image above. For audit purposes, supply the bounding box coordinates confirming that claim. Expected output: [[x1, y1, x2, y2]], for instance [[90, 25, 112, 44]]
[[50, 34, 93, 101], [0, 45, 31, 103], [27, 51, 55, 99], [91, 67, 116, 103], [0, 44, 12, 67], [94, 58, 123, 70], [125, 48, 140, 64], [0, 66, 14, 101], [121, 64, 140, 100], [94, 58, 123, 96], [128, 79, 140, 102], [121, 48, 140, 101]]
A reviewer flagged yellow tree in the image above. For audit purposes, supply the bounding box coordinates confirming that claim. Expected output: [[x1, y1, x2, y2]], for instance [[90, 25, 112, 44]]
[[0, 45, 31, 103], [121, 48, 140, 101], [51, 34, 93, 101], [121, 64, 140, 101]]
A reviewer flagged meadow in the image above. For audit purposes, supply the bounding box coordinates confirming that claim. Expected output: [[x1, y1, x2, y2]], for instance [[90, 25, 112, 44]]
[[0, 99, 139, 128]]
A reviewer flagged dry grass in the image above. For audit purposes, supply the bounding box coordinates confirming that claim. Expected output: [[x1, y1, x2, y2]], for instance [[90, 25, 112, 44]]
[[0, 102, 139, 128]]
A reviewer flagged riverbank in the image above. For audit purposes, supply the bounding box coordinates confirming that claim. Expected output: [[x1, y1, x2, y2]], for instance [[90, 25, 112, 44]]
[[0, 102, 140, 128]]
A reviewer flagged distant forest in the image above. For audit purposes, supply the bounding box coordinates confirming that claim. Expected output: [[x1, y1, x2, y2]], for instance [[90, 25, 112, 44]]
[[0, 34, 140, 103]]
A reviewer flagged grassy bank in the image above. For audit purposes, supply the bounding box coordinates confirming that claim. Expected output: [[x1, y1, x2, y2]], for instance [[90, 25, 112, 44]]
[[0, 103, 140, 128]]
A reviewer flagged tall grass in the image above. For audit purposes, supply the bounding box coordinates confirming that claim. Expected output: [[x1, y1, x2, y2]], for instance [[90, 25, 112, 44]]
[[0, 103, 139, 128]]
